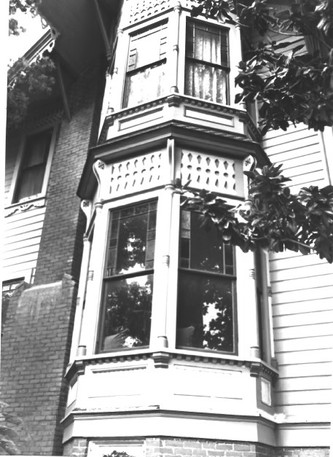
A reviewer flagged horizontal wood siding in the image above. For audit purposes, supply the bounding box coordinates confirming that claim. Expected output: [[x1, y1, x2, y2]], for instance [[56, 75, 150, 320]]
[[4, 206, 46, 283], [263, 125, 333, 423]]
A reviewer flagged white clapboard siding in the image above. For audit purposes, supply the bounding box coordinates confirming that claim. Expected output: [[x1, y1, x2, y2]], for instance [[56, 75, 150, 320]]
[[270, 262, 332, 282], [274, 310, 333, 329], [276, 335, 333, 353], [269, 143, 323, 164], [277, 376, 332, 392], [275, 404, 332, 422], [274, 299, 333, 317], [269, 252, 324, 271], [272, 274, 333, 294], [263, 121, 333, 423], [272, 285, 333, 305], [3, 205, 46, 282], [275, 389, 331, 405], [3, 235, 41, 255], [276, 348, 332, 366], [278, 362, 333, 379], [274, 322, 333, 341], [264, 135, 319, 158]]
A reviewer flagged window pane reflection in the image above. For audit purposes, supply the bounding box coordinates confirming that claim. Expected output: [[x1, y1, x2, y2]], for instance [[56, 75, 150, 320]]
[[180, 211, 234, 275], [106, 202, 157, 276], [177, 272, 234, 352], [178, 209, 235, 353], [101, 275, 153, 351], [100, 201, 157, 353]]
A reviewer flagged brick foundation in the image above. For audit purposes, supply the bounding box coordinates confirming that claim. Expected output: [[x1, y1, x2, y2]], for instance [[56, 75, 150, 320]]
[[62, 437, 331, 457], [275, 449, 329, 457]]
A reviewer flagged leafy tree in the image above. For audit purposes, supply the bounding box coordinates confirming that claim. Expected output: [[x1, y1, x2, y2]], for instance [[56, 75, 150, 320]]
[[0, 402, 24, 455], [181, 164, 333, 263], [7, 56, 56, 130], [192, 0, 333, 134], [9, 0, 38, 36], [8, 0, 56, 130], [184, 0, 333, 263]]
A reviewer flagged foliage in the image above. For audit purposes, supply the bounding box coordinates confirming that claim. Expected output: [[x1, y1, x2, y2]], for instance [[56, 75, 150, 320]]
[[0, 402, 23, 455], [8, 0, 56, 129], [192, 0, 333, 134], [7, 56, 56, 130], [9, 0, 38, 35], [180, 163, 333, 263]]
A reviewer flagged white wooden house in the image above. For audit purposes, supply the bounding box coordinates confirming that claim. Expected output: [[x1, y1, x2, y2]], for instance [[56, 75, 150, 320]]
[[3, 0, 333, 455]]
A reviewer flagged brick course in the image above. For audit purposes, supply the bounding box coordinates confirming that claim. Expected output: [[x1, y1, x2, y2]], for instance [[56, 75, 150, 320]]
[[61, 436, 330, 457]]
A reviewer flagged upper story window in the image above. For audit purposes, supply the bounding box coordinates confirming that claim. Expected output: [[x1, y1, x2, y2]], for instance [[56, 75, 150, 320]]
[[123, 22, 168, 108], [98, 201, 157, 352], [185, 21, 229, 104], [177, 210, 235, 353], [12, 129, 53, 203]]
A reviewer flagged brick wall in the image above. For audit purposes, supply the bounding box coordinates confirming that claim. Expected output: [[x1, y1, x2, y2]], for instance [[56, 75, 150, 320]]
[[63, 438, 89, 457], [0, 275, 77, 455], [62, 437, 330, 457], [275, 449, 329, 457], [145, 438, 273, 457], [34, 65, 104, 286]]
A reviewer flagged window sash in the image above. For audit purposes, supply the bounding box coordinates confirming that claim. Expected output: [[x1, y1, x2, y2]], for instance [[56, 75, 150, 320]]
[[177, 209, 236, 353], [98, 201, 157, 353], [185, 21, 229, 104], [123, 22, 168, 108], [13, 129, 52, 203], [177, 270, 235, 353]]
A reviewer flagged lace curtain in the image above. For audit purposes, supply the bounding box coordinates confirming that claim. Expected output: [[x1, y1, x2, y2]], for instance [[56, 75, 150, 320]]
[[185, 24, 228, 104]]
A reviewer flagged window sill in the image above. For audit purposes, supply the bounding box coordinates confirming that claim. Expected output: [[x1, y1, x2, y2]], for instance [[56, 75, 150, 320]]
[[65, 348, 278, 382], [5, 195, 46, 217]]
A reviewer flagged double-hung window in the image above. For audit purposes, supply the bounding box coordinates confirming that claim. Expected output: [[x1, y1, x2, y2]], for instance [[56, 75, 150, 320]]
[[177, 210, 236, 353], [185, 21, 229, 104], [123, 22, 168, 108], [13, 129, 53, 203], [98, 201, 157, 352]]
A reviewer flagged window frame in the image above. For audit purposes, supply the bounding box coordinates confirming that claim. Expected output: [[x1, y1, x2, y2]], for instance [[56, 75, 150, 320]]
[[184, 18, 230, 105], [96, 199, 157, 353], [9, 126, 57, 206], [122, 21, 168, 108], [176, 208, 237, 354]]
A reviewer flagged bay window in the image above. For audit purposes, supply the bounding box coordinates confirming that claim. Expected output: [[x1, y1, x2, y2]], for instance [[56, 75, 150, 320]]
[[177, 210, 236, 353], [185, 20, 229, 104], [123, 22, 168, 108], [98, 201, 157, 352]]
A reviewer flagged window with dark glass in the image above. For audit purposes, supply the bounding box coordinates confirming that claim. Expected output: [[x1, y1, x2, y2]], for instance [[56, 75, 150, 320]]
[[177, 210, 236, 353], [185, 21, 229, 104], [123, 22, 167, 108], [98, 201, 157, 352], [13, 129, 52, 203]]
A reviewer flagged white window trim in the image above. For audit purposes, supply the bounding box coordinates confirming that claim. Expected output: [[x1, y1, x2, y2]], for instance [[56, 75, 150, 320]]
[[178, 11, 242, 109]]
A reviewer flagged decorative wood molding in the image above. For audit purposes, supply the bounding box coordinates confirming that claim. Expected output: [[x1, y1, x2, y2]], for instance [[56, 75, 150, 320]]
[[5, 197, 46, 217]]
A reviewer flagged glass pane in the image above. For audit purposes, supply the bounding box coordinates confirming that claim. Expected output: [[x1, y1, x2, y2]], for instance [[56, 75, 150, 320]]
[[177, 271, 234, 352], [129, 23, 167, 70], [23, 130, 52, 168], [14, 165, 45, 201], [185, 62, 228, 103], [187, 22, 228, 67], [106, 202, 157, 276], [181, 210, 233, 274], [101, 274, 153, 351], [124, 63, 166, 107]]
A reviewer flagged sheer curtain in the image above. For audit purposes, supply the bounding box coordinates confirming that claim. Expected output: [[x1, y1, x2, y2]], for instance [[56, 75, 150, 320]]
[[185, 24, 228, 104]]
